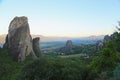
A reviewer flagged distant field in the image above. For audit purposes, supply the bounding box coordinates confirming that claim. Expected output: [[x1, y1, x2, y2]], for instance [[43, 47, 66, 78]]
[[59, 53, 88, 58], [40, 41, 65, 49], [40, 40, 98, 49]]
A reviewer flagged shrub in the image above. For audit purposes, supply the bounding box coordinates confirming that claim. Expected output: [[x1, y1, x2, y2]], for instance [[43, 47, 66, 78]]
[[15, 57, 96, 80]]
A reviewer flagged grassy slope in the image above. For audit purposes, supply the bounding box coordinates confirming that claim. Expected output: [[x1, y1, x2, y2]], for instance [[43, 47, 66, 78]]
[[0, 48, 34, 80], [0, 48, 94, 80]]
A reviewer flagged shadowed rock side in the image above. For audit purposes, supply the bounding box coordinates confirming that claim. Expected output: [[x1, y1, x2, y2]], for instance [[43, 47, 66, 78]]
[[66, 40, 73, 49], [3, 16, 37, 61], [96, 32, 118, 51], [96, 41, 104, 51], [3, 34, 8, 48], [58, 40, 74, 55], [33, 37, 42, 57], [104, 32, 118, 42]]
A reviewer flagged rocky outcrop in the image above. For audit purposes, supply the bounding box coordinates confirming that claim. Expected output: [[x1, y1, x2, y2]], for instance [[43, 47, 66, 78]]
[[3, 16, 38, 61], [103, 35, 111, 42], [66, 40, 73, 49], [96, 41, 104, 51], [33, 37, 42, 57], [110, 32, 118, 39], [58, 40, 74, 55], [96, 32, 118, 51], [104, 32, 118, 42]]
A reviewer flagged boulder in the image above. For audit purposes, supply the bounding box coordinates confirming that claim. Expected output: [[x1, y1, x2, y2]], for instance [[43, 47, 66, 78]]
[[4, 16, 37, 61]]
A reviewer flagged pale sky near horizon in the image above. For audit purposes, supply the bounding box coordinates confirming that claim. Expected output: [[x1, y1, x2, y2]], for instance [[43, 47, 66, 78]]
[[0, 0, 120, 37]]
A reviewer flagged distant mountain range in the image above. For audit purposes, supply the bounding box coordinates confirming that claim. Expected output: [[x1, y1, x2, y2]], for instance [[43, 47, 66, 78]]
[[0, 34, 6, 44], [0, 34, 104, 44], [32, 35, 73, 42]]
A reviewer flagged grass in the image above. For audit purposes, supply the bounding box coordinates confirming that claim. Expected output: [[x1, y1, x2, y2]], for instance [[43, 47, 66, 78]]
[[0, 48, 34, 80], [59, 53, 88, 58]]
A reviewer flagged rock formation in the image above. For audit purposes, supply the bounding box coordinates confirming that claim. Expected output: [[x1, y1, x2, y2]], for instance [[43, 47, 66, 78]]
[[58, 40, 74, 55], [33, 37, 42, 57], [104, 32, 118, 42], [96, 41, 104, 51], [103, 35, 111, 42], [110, 32, 118, 39], [96, 32, 118, 51], [66, 40, 73, 49], [3, 16, 38, 61]]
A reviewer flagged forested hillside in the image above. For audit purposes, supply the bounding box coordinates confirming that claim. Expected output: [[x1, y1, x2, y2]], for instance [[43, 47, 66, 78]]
[[0, 28, 120, 80]]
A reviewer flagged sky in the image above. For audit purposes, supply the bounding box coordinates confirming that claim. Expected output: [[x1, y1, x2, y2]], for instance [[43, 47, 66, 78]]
[[0, 0, 120, 37]]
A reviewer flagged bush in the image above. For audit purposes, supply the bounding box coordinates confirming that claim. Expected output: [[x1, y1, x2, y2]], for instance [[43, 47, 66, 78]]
[[0, 48, 33, 80], [15, 57, 96, 80]]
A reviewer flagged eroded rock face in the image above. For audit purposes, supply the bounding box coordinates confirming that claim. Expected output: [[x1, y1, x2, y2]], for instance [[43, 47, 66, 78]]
[[33, 37, 42, 57], [4, 16, 37, 61]]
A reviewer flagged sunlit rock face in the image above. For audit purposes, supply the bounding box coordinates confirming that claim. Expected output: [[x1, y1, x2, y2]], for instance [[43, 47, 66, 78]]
[[4, 16, 37, 61]]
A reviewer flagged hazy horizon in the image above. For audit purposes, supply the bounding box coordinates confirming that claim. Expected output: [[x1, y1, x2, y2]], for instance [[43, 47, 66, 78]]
[[0, 33, 105, 38], [0, 0, 120, 37]]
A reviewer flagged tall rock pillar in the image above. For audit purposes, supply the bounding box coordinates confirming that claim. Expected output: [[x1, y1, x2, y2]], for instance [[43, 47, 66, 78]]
[[4, 16, 37, 61]]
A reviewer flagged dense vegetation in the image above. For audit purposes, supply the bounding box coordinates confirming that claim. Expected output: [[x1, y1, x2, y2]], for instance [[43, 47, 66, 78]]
[[73, 44, 96, 55], [0, 28, 120, 80], [15, 57, 97, 80], [0, 48, 95, 80], [0, 48, 33, 80], [90, 31, 120, 79]]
